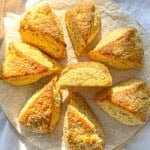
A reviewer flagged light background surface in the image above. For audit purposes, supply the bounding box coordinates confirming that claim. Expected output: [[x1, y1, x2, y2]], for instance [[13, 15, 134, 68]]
[[0, 0, 150, 149]]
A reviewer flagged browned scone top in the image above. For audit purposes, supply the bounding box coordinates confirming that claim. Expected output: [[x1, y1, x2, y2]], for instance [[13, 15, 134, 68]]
[[57, 61, 112, 88], [64, 91, 105, 150], [67, 1, 95, 42], [2, 41, 62, 85], [89, 27, 144, 70], [65, 1, 100, 56], [19, 4, 66, 59], [95, 79, 150, 126], [3, 43, 48, 78], [18, 77, 62, 133]]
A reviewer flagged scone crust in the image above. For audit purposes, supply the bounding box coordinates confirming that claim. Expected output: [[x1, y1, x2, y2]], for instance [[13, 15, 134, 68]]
[[2, 42, 49, 79], [19, 4, 66, 59], [95, 79, 150, 123], [2, 41, 62, 85], [64, 91, 105, 150], [89, 27, 144, 69], [67, 1, 95, 42], [18, 77, 62, 133], [20, 4, 65, 44], [65, 1, 100, 56]]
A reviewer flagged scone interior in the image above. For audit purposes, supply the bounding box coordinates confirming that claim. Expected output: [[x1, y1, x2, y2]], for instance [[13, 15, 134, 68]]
[[65, 1, 100, 56], [64, 91, 105, 150], [89, 27, 144, 69], [18, 77, 62, 133], [57, 62, 112, 88], [95, 79, 150, 126], [2, 41, 62, 85], [19, 4, 66, 59]]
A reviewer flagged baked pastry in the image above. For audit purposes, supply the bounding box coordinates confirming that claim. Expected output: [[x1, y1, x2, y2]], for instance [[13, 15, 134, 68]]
[[2, 42, 62, 85], [18, 77, 61, 133], [65, 1, 100, 56], [19, 4, 66, 59], [95, 79, 150, 126], [88, 27, 144, 69], [64, 91, 105, 150], [57, 62, 112, 88]]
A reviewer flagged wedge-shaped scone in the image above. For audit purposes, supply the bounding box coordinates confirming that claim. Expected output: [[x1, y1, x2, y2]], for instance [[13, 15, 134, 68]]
[[19, 4, 66, 59], [2, 42, 62, 85], [18, 77, 61, 133], [65, 1, 100, 56], [89, 27, 144, 69], [57, 62, 112, 88], [64, 92, 105, 150], [95, 79, 150, 126]]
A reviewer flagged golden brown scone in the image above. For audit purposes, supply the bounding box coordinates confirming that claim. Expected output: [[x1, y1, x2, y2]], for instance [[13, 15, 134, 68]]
[[19, 4, 66, 59], [88, 27, 144, 69], [65, 1, 100, 56], [2, 41, 62, 85], [57, 62, 112, 88], [64, 92, 105, 150], [95, 79, 150, 126], [18, 77, 61, 133]]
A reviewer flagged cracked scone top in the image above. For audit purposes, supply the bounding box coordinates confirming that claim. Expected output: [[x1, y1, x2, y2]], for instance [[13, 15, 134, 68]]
[[95, 79, 150, 126], [2, 41, 62, 85], [57, 62, 112, 88], [18, 77, 62, 133], [89, 27, 144, 69], [64, 92, 105, 150], [65, 1, 100, 56], [19, 4, 66, 59]]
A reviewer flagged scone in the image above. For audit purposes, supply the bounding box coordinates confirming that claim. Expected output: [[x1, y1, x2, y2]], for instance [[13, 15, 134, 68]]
[[2, 42, 62, 85], [19, 4, 66, 59], [57, 62, 112, 88], [18, 77, 61, 133], [65, 1, 100, 56], [64, 92, 105, 150], [88, 27, 144, 69], [95, 79, 150, 126]]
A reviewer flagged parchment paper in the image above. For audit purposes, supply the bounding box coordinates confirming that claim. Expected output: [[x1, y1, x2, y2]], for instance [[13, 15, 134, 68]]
[[0, 0, 150, 150]]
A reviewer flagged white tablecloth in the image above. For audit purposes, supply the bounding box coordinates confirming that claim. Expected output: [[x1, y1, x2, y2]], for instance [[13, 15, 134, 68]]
[[0, 0, 150, 149]]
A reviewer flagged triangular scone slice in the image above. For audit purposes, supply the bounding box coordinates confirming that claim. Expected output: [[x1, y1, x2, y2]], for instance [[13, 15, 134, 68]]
[[95, 79, 150, 126], [64, 92, 105, 150], [65, 1, 100, 56], [18, 77, 61, 133], [57, 62, 112, 88], [2, 42, 62, 85], [89, 27, 144, 69], [19, 4, 66, 59]]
